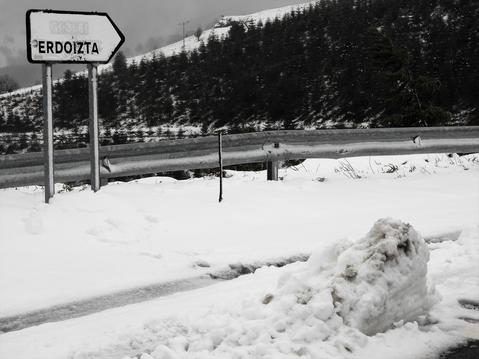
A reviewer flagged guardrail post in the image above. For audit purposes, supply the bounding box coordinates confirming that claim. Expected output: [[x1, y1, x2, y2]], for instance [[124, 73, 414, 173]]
[[267, 142, 280, 181], [267, 161, 279, 181]]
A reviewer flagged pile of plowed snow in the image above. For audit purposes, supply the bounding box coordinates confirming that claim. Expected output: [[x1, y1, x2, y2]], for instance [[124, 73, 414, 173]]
[[124, 218, 437, 359]]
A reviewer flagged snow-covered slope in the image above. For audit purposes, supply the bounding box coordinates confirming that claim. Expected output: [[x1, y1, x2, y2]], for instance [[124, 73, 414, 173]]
[[0, 1, 315, 99], [218, 1, 315, 26], [125, 27, 231, 66], [113, 1, 315, 67]]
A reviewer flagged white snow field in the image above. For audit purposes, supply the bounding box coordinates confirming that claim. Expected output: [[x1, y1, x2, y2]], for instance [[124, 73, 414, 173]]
[[0, 153, 478, 359]]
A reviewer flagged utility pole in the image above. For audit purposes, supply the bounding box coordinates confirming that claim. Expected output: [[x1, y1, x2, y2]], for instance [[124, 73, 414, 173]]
[[178, 20, 190, 50]]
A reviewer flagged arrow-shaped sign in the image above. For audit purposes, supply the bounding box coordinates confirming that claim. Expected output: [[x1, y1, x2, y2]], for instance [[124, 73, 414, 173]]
[[26, 9, 125, 64]]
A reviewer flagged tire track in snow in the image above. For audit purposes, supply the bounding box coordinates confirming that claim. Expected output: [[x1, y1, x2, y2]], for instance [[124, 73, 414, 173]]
[[0, 255, 308, 333]]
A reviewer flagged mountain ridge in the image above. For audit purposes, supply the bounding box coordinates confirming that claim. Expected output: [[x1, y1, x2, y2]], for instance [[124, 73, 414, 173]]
[[0, 1, 314, 99]]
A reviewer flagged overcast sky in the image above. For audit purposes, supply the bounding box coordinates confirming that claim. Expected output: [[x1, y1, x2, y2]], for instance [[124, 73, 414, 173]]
[[0, 0, 302, 82]]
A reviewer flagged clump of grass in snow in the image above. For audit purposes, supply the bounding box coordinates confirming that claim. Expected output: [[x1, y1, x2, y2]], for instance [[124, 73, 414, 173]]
[[335, 159, 362, 179], [382, 164, 399, 174]]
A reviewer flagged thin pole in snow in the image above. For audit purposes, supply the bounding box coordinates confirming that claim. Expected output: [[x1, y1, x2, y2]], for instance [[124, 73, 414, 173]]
[[218, 132, 223, 203]]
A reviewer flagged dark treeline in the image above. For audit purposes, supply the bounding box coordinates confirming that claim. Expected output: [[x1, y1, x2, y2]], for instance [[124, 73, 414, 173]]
[[1, 0, 478, 140]]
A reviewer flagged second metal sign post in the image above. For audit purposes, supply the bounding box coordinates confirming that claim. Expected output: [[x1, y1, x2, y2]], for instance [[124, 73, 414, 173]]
[[88, 64, 100, 192]]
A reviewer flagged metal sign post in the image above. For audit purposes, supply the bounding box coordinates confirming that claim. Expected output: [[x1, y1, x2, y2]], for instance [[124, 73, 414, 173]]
[[42, 63, 54, 203], [88, 64, 100, 191], [26, 9, 124, 202]]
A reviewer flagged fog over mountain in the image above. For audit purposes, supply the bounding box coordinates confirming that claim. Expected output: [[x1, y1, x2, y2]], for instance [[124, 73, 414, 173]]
[[0, 0, 302, 86]]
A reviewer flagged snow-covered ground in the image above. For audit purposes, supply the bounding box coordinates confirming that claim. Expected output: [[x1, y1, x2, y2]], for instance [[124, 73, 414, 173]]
[[0, 153, 478, 358]]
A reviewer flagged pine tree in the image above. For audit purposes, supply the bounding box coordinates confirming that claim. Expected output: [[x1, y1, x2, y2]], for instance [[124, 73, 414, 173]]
[[0, 74, 19, 94]]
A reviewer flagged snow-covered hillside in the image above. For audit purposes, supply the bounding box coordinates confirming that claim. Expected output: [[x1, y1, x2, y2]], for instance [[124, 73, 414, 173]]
[[120, 1, 316, 68], [0, 153, 478, 358], [0, 1, 315, 99], [218, 1, 315, 26]]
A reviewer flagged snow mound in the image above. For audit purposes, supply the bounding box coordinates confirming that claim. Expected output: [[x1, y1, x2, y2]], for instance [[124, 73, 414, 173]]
[[119, 219, 437, 359], [334, 219, 436, 334], [285, 218, 437, 335]]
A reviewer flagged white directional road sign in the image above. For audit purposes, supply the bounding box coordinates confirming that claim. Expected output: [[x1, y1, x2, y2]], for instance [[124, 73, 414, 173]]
[[26, 10, 125, 63], [26, 9, 125, 202]]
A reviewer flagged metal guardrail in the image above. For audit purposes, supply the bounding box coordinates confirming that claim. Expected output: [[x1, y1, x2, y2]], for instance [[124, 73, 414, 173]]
[[1, 126, 478, 189]]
